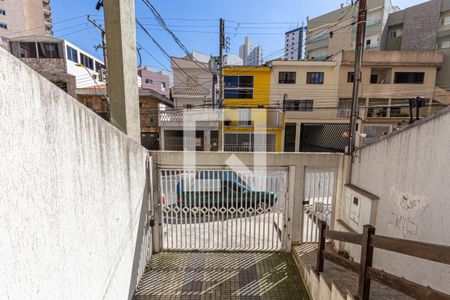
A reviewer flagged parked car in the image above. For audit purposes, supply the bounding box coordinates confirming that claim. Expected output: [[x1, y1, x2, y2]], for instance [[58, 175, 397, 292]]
[[175, 171, 277, 210]]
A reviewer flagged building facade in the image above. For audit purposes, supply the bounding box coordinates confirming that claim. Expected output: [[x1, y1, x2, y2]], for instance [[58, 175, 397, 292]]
[[8, 36, 77, 96], [224, 66, 284, 152], [269, 60, 344, 152], [138, 67, 170, 98], [382, 0, 450, 89], [160, 53, 220, 151], [224, 54, 243, 66], [270, 50, 449, 152], [285, 26, 305, 60], [0, 0, 52, 39], [170, 55, 214, 108], [306, 0, 398, 60]]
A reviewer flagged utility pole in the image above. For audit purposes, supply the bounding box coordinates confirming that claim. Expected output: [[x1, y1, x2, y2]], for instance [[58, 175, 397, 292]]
[[87, 15, 110, 122], [103, 0, 141, 142], [87, 15, 107, 71], [349, 0, 367, 155], [219, 18, 225, 151], [219, 18, 225, 108]]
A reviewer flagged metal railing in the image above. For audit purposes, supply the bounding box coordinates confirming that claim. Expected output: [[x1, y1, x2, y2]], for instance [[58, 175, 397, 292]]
[[303, 169, 335, 242], [159, 169, 288, 251], [159, 109, 222, 123], [172, 86, 211, 97], [224, 144, 276, 152]]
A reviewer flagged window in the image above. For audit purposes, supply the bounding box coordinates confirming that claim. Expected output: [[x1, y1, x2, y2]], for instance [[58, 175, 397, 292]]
[[278, 72, 296, 84], [306, 72, 324, 84], [0, 23, 8, 29], [370, 74, 378, 84], [145, 79, 153, 84], [284, 100, 313, 111], [366, 39, 371, 47], [37, 43, 61, 58], [441, 16, 450, 26], [394, 72, 424, 84], [390, 28, 403, 38], [80, 53, 94, 70], [66, 46, 78, 63], [184, 104, 192, 109], [161, 82, 166, 90], [0, 9, 5, 15], [51, 80, 68, 93], [347, 72, 354, 83], [11, 42, 37, 58], [437, 40, 450, 50], [95, 61, 104, 72], [224, 75, 254, 99]]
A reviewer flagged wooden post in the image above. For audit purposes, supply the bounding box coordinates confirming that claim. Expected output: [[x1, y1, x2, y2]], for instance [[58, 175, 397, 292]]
[[316, 220, 327, 274], [357, 224, 376, 300]]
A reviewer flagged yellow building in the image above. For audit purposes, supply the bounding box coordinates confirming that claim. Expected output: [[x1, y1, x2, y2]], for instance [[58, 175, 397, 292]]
[[223, 66, 283, 152]]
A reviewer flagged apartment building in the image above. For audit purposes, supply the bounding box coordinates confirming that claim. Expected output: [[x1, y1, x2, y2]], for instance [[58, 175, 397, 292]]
[[285, 26, 305, 60], [0, 0, 52, 39], [224, 54, 243, 66], [306, 0, 398, 60], [8, 36, 106, 96], [269, 60, 344, 152], [224, 66, 284, 152], [239, 36, 263, 66], [382, 0, 450, 89], [138, 67, 170, 98], [270, 50, 449, 152], [159, 52, 220, 151]]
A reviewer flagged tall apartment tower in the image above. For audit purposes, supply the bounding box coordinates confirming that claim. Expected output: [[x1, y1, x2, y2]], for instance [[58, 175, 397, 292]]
[[239, 36, 263, 66], [284, 26, 305, 60], [239, 36, 253, 64], [0, 0, 52, 38]]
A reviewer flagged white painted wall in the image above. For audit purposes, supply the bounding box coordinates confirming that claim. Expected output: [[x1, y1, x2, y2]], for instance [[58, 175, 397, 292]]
[[349, 107, 450, 294], [0, 48, 152, 299], [64, 40, 106, 88]]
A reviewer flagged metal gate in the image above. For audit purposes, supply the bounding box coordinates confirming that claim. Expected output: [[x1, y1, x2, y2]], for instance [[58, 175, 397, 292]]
[[159, 169, 288, 251], [302, 169, 336, 242], [300, 123, 349, 153]]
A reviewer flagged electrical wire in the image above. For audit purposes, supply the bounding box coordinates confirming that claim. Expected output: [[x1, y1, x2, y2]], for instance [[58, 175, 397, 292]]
[[140, 0, 214, 74]]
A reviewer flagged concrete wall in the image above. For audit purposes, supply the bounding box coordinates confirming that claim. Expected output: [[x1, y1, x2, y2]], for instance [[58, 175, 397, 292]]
[[0, 48, 153, 299], [349, 107, 450, 294], [401, 0, 441, 51]]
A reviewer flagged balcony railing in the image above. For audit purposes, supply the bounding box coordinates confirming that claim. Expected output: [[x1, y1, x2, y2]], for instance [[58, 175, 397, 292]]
[[172, 86, 210, 97], [159, 109, 222, 123], [337, 107, 365, 118], [224, 144, 276, 152]]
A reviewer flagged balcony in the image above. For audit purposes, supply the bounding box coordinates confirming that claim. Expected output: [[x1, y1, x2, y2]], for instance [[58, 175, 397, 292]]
[[159, 108, 222, 124], [172, 85, 211, 98]]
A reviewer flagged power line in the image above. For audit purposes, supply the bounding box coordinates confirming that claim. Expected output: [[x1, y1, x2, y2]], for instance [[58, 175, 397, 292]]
[[140, 0, 213, 74], [136, 18, 213, 91], [2, 15, 88, 37]]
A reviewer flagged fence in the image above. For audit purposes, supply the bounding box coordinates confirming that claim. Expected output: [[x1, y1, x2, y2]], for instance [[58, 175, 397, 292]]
[[159, 169, 288, 251], [302, 169, 336, 242], [316, 221, 450, 300], [224, 144, 277, 152]]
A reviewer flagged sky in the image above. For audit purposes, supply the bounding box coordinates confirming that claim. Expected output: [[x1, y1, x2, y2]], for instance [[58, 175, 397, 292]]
[[52, 0, 426, 72]]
